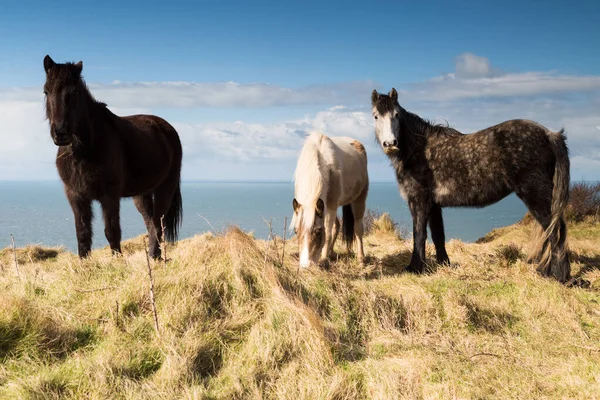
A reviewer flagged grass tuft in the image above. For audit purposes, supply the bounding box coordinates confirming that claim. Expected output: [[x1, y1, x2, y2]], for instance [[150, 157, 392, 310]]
[[0, 215, 599, 399]]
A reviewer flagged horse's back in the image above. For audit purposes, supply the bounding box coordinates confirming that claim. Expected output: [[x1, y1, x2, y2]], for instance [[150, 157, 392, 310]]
[[117, 114, 182, 195], [428, 118, 558, 206], [307, 133, 368, 174], [329, 136, 368, 169], [327, 136, 369, 205]]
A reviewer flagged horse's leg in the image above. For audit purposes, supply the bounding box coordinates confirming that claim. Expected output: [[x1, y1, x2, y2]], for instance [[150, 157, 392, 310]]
[[332, 217, 340, 250], [150, 187, 176, 259], [406, 198, 430, 274], [352, 189, 368, 265], [99, 195, 122, 256], [515, 185, 553, 276], [133, 194, 159, 257], [327, 217, 341, 261], [429, 203, 450, 265], [320, 208, 337, 264], [66, 191, 93, 258]]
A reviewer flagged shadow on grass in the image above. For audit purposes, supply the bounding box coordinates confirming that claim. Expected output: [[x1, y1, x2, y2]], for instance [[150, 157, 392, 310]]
[[569, 253, 600, 288]]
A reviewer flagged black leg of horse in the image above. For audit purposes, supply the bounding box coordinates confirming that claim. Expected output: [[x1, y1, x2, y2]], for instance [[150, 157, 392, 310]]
[[150, 189, 174, 260], [406, 200, 430, 274], [133, 194, 159, 258], [100, 196, 122, 256], [67, 192, 93, 258], [429, 203, 450, 265]]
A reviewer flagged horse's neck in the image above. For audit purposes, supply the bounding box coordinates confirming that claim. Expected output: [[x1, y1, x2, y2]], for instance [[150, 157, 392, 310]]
[[295, 155, 329, 206], [71, 99, 107, 160]]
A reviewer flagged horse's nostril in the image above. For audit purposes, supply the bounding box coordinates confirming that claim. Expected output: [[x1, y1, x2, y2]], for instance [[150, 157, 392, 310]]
[[383, 140, 397, 148], [392, 139, 398, 147]]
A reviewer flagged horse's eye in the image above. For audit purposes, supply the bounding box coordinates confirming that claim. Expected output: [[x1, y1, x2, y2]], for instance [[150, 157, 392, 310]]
[[374, 115, 378, 120], [43, 91, 48, 96]]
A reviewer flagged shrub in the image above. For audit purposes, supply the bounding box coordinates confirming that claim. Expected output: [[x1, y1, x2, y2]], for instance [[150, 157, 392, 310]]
[[363, 209, 404, 238], [566, 181, 600, 223]]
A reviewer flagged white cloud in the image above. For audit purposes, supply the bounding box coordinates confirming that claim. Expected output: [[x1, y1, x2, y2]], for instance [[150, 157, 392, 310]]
[[406, 72, 600, 101], [1, 52, 599, 181], [401, 53, 600, 101], [454, 52, 498, 79], [174, 106, 382, 169], [0, 101, 53, 168], [0, 80, 377, 109]]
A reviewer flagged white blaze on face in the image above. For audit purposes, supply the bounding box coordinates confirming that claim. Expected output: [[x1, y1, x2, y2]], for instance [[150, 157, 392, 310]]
[[299, 236, 310, 268], [373, 108, 398, 152]]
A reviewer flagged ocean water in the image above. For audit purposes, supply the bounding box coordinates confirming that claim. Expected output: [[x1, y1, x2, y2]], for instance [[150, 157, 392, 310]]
[[0, 181, 527, 252]]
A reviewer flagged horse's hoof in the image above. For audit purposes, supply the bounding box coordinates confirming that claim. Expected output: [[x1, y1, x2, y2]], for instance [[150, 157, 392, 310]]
[[318, 258, 331, 269], [404, 263, 425, 274], [78, 250, 92, 259], [436, 256, 451, 266], [565, 277, 591, 288]]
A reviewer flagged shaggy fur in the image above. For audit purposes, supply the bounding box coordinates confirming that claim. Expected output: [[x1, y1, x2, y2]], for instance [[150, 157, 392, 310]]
[[43, 55, 183, 259], [372, 88, 571, 282], [291, 132, 369, 268]]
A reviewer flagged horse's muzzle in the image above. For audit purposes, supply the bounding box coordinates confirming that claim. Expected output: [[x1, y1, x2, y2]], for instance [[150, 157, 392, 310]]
[[383, 145, 400, 155], [53, 134, 72, 146], [52, 129, 72, 146]]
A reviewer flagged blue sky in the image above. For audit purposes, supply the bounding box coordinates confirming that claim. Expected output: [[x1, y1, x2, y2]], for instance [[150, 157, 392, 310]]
[[0, 0, 599, 181]]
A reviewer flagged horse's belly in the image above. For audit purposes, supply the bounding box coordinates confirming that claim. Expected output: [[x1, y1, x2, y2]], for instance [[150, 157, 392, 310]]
[[337, 178, 367, 206], [122, 155, 172, 196], [435, 182, 512, 207]]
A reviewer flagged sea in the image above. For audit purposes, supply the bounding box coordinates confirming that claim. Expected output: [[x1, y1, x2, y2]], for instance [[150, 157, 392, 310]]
[[0, 181, 527, 252]]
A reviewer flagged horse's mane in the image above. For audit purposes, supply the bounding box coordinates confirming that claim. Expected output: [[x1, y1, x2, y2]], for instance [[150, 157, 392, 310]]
[[402, 109, 461, 138], [291, 132, 329, 231], [53, 63, 109, 109], [78, 78, 108, 109]]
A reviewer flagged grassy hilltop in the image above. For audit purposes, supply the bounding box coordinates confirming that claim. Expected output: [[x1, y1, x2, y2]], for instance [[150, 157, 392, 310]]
[[1, 186, 600, 399]]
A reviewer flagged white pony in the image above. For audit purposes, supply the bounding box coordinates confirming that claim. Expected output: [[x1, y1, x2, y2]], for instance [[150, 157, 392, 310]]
[[291, 132, 369, 268]]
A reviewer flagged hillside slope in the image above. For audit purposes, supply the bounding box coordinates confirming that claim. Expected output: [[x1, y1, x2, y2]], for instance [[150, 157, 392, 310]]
[[1, 216, 599, 399]]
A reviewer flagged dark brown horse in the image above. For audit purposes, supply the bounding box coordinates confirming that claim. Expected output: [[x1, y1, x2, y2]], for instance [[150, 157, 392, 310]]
[[372, 88, 571, 283], [43, 55, 183, 259]]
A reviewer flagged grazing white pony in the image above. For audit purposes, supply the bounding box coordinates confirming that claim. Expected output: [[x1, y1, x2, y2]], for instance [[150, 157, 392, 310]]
[[291, 132, 369, 268]]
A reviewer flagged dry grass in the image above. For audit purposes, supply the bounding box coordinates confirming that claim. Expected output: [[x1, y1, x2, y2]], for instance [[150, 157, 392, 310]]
[[1, 214, 600, 399]]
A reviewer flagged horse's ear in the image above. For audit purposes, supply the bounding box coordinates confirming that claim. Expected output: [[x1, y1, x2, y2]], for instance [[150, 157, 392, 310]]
[[315, 198, 324, 218], [43, 55, 55, 73], [74, 61, 83, 75], [389, 88, 398, 101], [371, 89, 379, 104], [292, 198, 300, 213]]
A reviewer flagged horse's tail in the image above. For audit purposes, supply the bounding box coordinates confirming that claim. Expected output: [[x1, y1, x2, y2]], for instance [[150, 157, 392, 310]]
[[533, 128, 570, 280], [549, 128, 570, 224], [342, 204, 355, 250], [164, 180, 183, 243]]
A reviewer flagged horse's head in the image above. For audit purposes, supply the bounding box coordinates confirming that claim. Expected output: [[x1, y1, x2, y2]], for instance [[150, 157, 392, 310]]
[[43, 55, 87, 146], [371, 88, 402, 156], [292, 197, 325, 268]]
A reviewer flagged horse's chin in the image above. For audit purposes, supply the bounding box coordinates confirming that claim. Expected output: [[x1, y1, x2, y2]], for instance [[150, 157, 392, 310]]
[[54, 140, 72, 147], [383, 146, 400, 155]]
